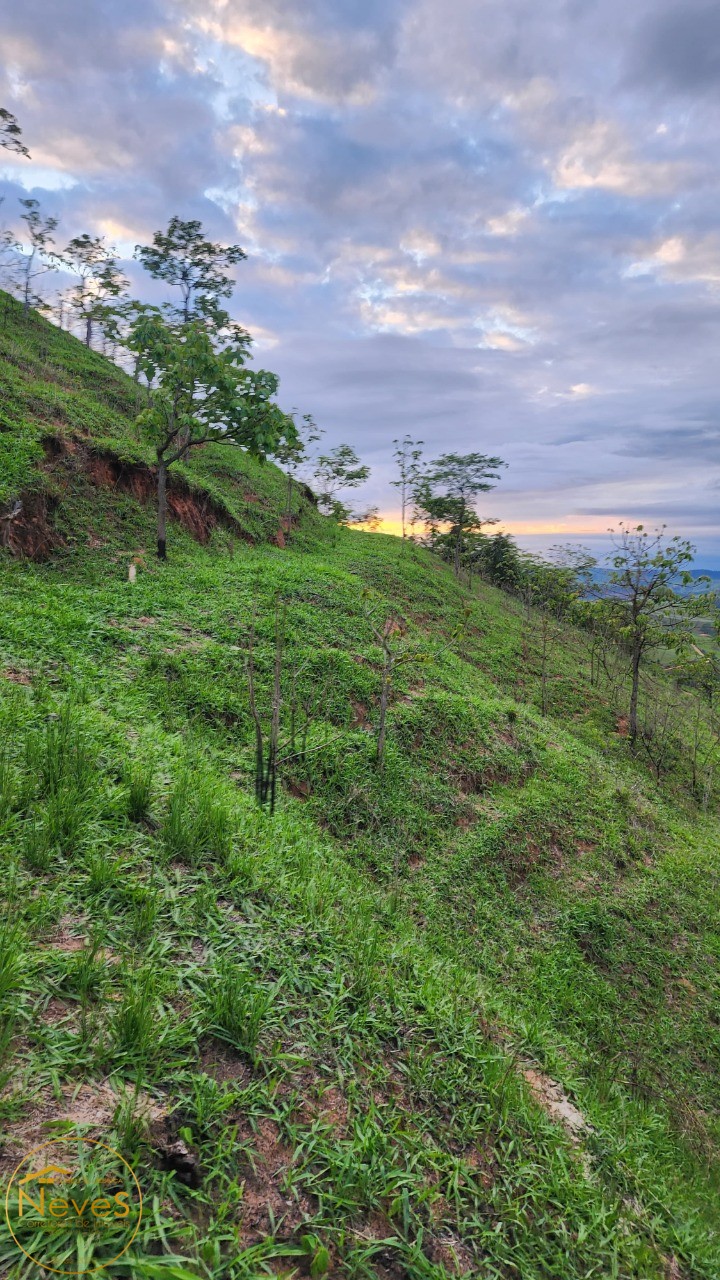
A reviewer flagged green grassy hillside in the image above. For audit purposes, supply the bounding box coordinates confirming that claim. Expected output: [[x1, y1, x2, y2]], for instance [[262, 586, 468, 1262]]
[[0, 302, 718, 1279], [0, 291, 324, 557]]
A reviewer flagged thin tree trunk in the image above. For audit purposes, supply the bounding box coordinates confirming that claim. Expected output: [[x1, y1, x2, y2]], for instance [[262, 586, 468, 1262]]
[[157, 457, 168, 560], [540, 614, 549, 715], [85, 315, 92, 347], [286, 474, 293, 539], [629, 639, 641, 746], [269, 606, 284, 813], [247, 612, 265, 805], [377, 647, 391, 766]]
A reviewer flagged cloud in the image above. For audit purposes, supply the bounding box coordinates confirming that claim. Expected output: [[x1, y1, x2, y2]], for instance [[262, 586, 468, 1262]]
[[551, 120, 686, 198], [1, 0, 719, 552], [186, 0, 407, 103], [628, 2, 720, 97], [625, 234, 720, 285], [619, 421, 720, 463]]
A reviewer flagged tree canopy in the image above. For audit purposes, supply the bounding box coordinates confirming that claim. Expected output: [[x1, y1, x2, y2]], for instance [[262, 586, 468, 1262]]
[[128, 310, 297, 558], [415, 451, 506, 574], [0, 108, 29, 158], [135, 216, 247, 333]]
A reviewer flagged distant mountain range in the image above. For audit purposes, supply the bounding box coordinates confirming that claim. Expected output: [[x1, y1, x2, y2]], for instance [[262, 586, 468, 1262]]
[[587, 566, 719, 603]]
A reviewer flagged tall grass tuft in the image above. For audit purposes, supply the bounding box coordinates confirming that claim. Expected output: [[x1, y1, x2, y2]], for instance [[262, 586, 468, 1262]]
[[111, 973, 161, 1062], [0, 750, 15, 825], [0, 920, 25, 1000], [124, 759, 155, 824], [203, 958, 276, 1064], [25, 705, 95, 799], [21, 816, 53, 871], [162, 771, 232, 867]]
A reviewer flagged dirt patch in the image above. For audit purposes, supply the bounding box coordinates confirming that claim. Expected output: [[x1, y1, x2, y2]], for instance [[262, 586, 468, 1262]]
[[316, 1085, 349, 1131], [235, 1115, 315, 1245], [0, 1082, 165, 1179], [2, 668, 32, 685], [37, 997, 74, 1026], [0, 491, 61, 560], [1, 438, 261, 562], [426, 1233, 475, 1275], [46, 914, 88, 952], [198, 1040, 252, 1085], [67, 1082, 164, 1133], [523, 1068, 587, 1142], [190, 938, 207, 964], [286, 778, 311, 799]]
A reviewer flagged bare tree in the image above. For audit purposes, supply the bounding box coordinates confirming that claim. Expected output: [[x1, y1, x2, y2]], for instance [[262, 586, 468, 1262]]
[[244, 602, 345, 811], [391, 435, 423, 540], [364, 604, 425, 767]]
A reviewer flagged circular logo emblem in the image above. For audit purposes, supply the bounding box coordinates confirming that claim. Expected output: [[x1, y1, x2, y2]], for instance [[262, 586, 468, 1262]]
[[4, 1137, 142, 1275]]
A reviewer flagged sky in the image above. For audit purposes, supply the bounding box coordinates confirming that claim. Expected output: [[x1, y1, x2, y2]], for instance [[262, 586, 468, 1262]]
[[1, 0, 719, 563]]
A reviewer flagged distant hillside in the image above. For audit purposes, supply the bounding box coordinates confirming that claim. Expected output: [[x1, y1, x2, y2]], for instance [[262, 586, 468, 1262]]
[[0, 299, 719, 1278]]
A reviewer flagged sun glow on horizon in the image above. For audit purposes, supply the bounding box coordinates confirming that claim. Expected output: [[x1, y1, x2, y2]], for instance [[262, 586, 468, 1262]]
[[356, 513, 617, 539]]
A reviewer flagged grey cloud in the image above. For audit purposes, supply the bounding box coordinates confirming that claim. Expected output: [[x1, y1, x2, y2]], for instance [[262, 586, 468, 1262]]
[[579, 503, 718, 526], [629, 3, 720, 95], [618, 423, 720, 463]]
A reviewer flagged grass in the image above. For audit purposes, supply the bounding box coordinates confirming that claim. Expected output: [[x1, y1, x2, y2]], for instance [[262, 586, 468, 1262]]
[[0, 299, 718, 1276]]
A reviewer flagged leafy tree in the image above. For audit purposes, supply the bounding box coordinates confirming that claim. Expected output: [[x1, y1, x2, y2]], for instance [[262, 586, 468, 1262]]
[[390, 435, 423, 539], [521, 544, 596, 616], [313, 445, 370, 522], [272, 413, 323, 540], [135, 216, 247, 333], [15, 199, 59, 316], [476, 531, 523, 589], [0, 108, 29, 158], [63, 234, 128, 347], [415, 452, 505, 576], [600, 525, 711, 747], [128, 311, 297, 560]]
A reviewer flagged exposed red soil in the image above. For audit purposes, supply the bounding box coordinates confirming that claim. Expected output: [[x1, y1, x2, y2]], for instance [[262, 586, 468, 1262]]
[[0, 490, 61, 560], [60, 438, 238, 545], [286, 777, 312, 799], [350, 700, 370, 728], [2, 668, 32, 685], [0, 436, 292, 561], [233, 1115, 316, 1246]]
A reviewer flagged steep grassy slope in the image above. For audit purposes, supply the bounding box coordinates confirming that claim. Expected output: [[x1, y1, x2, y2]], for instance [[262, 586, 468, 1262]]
[[0, 305, 718, 1279], [0, 290, 323, 557]]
